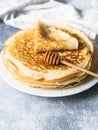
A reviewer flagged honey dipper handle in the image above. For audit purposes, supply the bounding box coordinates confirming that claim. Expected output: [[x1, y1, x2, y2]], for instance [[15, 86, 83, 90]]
[[61, 60, 98, 78]]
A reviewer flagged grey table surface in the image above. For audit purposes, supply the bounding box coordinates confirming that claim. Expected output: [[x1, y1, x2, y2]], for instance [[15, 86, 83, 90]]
[[0, 22, 98, 130]]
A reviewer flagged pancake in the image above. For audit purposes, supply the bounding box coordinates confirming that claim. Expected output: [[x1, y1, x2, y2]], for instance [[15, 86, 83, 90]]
[[34, 21, 78, 52], [2, 22, 94, 89]]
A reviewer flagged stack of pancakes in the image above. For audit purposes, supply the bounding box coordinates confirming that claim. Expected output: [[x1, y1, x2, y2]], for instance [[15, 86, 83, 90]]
[[2, 21, 94, 89]]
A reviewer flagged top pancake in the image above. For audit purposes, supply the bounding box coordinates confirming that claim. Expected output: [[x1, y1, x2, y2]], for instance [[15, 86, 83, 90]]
[[33, 21, 79, 52], [8, 25, 91, 72]]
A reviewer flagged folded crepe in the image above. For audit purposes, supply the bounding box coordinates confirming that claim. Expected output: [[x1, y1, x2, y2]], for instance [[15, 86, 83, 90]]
[[2, 21, 94, 89], [34, 21, 79, 52]]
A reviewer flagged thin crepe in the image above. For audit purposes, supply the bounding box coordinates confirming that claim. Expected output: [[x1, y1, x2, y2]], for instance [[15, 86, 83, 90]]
[[34, 21, 79, 52]]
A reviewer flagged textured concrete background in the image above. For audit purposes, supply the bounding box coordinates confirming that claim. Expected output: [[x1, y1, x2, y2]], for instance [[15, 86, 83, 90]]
[[0, 23, 98, 130]]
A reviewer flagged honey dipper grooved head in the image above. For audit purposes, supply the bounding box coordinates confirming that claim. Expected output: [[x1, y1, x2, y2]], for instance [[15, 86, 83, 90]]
[[45, 51, 61, 65]]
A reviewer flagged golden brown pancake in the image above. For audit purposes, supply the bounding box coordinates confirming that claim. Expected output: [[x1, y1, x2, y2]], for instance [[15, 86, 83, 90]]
[[2, 21, 94, 89], [34, 21, 78, 52]]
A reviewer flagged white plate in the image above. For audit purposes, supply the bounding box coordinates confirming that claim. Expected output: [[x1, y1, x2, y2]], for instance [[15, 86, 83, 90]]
[[0, 51, 98, 97]]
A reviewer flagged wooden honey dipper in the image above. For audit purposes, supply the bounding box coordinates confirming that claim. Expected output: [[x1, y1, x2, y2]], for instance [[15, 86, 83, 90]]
[[44, 51, 98, 78]]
